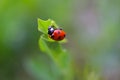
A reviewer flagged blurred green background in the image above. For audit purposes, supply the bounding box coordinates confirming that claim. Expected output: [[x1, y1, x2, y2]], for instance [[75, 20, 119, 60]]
[[0, 0, 120, 80]]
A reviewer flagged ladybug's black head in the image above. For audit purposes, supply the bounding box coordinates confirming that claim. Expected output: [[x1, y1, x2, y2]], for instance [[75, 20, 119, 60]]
[[48, 26, 54, 35]]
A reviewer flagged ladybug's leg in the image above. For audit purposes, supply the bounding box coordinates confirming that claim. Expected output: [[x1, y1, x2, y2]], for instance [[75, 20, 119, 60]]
[[51, 34, 54, 38]]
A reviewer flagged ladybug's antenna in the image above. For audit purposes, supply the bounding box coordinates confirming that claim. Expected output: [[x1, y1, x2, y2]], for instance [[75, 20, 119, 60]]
[[58, 28, 62, 30], [51, 25, 55, 28]]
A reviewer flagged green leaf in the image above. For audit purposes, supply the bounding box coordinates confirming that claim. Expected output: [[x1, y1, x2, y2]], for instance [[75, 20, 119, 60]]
[[37, 17, 69, 69]]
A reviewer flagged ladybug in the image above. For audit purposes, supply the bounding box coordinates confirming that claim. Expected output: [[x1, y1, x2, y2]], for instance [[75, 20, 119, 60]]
[[48, 26, 66, 41]]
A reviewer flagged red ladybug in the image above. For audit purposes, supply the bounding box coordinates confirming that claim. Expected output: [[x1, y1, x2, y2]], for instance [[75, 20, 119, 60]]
[[48, 26, 66, 41]]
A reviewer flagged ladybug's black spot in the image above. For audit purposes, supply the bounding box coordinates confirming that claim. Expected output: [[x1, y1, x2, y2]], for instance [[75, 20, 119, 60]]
[[58, 36, 61, 40], [57, 31, 60, 34], [64, 34, 66, 37]]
